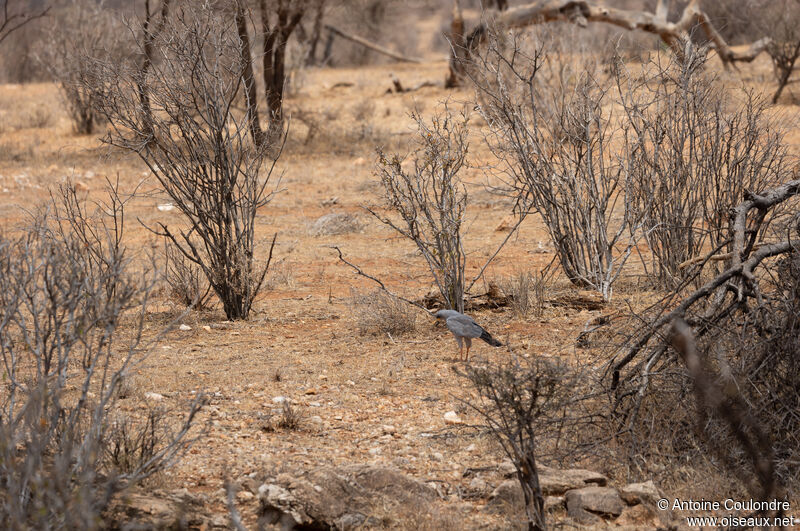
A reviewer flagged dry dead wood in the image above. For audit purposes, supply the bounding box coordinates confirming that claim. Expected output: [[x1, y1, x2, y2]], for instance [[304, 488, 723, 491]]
[[611, 175, 800, 387], [670, 319, 778, 504], [446, 0, 771, 86], [324, 24, 423, 63]]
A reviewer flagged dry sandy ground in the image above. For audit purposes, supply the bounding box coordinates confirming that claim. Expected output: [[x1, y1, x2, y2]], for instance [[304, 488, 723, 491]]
[[1, 53, 799, 529]]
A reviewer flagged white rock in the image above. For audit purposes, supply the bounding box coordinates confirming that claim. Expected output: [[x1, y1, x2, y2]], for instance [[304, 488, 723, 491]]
[[179, 324, 192, 331], [157, 203, 175, 212], [382, 424, 396, 435], [444, 411, 462, 425], [272, 396, 288, 404], [144, 392, 164, 401]]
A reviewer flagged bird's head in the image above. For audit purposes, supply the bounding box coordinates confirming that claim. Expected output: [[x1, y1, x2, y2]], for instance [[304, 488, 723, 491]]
[[434, 309, 458, 320]]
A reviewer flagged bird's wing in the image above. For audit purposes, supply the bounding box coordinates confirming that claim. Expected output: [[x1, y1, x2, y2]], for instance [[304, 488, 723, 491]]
[[446, 315, 485, 339]]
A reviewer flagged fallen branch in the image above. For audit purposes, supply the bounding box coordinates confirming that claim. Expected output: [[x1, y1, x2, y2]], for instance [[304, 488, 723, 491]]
[[670, 319, 778, 503], [330, 246, 435, 317], [611, 176, 800, 382], [324, 24, 423, 64], [447, 0, 771, 86]]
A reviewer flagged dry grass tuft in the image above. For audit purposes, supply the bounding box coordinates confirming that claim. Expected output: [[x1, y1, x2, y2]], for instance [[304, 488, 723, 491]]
[[351, 289, 417, 337], [260, 401, 305, 432], [500, 270, 549, 318]]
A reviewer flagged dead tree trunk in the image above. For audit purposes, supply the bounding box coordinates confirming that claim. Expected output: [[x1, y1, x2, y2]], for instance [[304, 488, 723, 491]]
[[137, 0, 170, 143], [259, 0, 305, 144], [446, 0, 771, 87], [235, 4, 266, 147]]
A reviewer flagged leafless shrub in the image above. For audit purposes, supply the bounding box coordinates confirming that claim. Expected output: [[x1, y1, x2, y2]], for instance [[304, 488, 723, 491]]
[[0, 183, 203, 528], [762, 0, 800, 103], [106, 407, 171, 476], [462, 357, 585, 531], [38, 0, 126, 134], [89, 4, 280, 320], [619, 46, 791, 286], [609, 175, 800, 491], [336, 106, 520, 315], [164, 239, 212, 310], [0, 0, 49, 48], [351, 289, 417, 336], [471, 33, 644, 300], [369, 108, 469, 312], [669, 320, 780, 506]]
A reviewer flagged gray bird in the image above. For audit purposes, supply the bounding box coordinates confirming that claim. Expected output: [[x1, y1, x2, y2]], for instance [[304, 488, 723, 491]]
[[435, 309, 502, 361]]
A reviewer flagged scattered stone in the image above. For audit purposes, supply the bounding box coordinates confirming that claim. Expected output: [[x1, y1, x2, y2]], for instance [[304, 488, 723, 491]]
[[258, 465, 436, 530], [272, 396, 288, 404], [310, 212, 363, 236], [468, 477, 488, 495], [381, 424, 396, 435], [179, 324, 192, 331], [74, 180, 90, 192], [157, 203, 175, 212], [538, 464, 608, 495], [565, 486, 624, 523], [305, 388, 318, 395], [619, 480, 662, 506], [487, 479, 522, 511], [144, 392, 164, 401], [202, 325, 211, 332], [309, 416, 324, 430], [443, 411, 462, 424]]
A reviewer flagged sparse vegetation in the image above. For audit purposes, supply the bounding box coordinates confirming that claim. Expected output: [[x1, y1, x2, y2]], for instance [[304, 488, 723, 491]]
[[89, 4, 281, 320], [3, 0, 800, 527], [351, 288, 417, 336], [0, 184, 202, 528]]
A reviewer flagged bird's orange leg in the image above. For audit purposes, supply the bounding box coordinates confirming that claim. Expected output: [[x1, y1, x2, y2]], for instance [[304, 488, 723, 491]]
[[465, 344, 471, 362]]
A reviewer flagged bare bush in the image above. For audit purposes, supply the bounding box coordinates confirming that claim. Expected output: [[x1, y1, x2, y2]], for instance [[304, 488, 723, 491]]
[[351, 289, 417, 336], [463, 357, 581, 531], [38, 0, 126, 134], [472, 34, 643, 300], [260, 400, 305, 432], [609, 175, 800, 490], [0, 184, 202, 528], [370, 108, 469, 312], [90, 4, 280, 320], [619, 47, 790, 285], [0, 0, 48, 48]]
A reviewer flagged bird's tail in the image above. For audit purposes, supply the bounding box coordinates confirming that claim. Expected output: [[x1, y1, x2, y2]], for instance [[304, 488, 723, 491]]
[[480, 330, 502, 347]]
